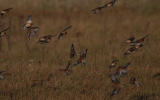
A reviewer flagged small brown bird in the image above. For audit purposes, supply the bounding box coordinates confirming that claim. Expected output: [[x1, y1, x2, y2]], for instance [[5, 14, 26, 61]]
[[23, 15, 33, 30], [70, 44, 76, 58], [131, 43, 144, 49], [124, 37, 135, 43], [109, 59, 119, 69], [131, 34, 149, 43], [0, 8, 12, 16], [114, 62, 131, 77], [92, 0, 116, 14], [58, 26, 71, 40], [73, 49, 87, 66], [124, 46, 139, 55], [129, 77, 141, 86], [37, 34, 57, 44], [59, 61, 72, 76], [27, 27, 38, 40], [0, 27, 10, 37], [110, 75, 126, 97]]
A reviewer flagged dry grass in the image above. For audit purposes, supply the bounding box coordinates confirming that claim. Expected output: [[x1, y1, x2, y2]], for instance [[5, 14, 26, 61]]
[[0, 0, 160, 100]]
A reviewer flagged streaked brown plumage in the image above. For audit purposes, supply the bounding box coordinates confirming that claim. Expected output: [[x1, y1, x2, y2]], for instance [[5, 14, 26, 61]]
[[27, 27, 38, 40], [73, 49, 87, 66], [102, 0, 117, 8], [124, 46, 139, 55], [0, 27, 10, 37], [129, 77, 141, 86], [58, 26, 71, 40], [23, 15, 33, 30], [131, 43, 144, 49], [0, 8, 12, 16]]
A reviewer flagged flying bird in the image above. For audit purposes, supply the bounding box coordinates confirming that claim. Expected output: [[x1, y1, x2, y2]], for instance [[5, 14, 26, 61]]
[[0, 8, 12, 16], [92, 0, 116, 14], [59, 61, 72, 76], [131, 34, 149, 43], [37, 34, 57, 44], [130, 43, 144, 49], [73, 49, 87, 66], [27, 27, 38, 40], [70, 44, 76, 58], [109, 59, 119, 70], [0, 27, 10, 37], [124, 46, 139, 55], [114, 62, 131, 77], [129, 77, 141, 86], [110, 75, 126, 97], [58, 26, 71, 40], [23, 15, 33, 30], [124, 37, 135, 43]]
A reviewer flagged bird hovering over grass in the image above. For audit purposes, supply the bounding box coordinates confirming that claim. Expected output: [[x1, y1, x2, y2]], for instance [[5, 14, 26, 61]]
[[23, 15, 33, 30], [73, 49, 87, 66], [27, 27, 38, 40], [0, 27, 10, 37], [37, 34, 57, 44], [0, 8, 12, 16], [59, 61, 72, 76], [114, 62, 131, 77], [130, 43, 144, 50], [129, 77, 141, 86], [124, 46, 139, 55], [92, 0, 116, 14], [58, 26, 71, 40], [110, 75, 126, 97]]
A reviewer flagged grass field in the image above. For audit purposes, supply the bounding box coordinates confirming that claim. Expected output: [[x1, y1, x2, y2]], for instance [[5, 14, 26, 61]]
[[0, 0, 160, 100]]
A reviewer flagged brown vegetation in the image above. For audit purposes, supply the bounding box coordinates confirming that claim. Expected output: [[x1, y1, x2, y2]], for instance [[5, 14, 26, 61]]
[[0, 0, 160, 100]]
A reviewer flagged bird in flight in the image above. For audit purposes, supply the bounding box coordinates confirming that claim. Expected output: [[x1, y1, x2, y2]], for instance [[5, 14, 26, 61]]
[[124, 37, 135, 43], [59, 61, 72, 76], [70, 44, 76, 59], [58, 26, 71, 40], [109, 59, 119, 70], [92, 0, 116, 14], [0, 8, 12, 16], [23, 15, 33, 30], [37, 34, 57, 44], [131, 34, 149, 43], [0, 27, 10, 37], [73, 49, 88, 66], [27, 27, 38, 40]]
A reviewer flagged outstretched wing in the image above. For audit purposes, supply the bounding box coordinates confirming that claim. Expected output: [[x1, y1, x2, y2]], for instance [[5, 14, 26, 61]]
[[124, 62, 131, 69], [32, 27, 38, 35], [62, 26, 71, 32], [26, 15, 32, 24], [1, 27, 10, 32]]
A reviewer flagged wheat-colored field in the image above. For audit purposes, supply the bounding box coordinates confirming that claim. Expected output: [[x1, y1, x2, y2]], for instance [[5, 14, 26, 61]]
[[0, 0, 160, 100]]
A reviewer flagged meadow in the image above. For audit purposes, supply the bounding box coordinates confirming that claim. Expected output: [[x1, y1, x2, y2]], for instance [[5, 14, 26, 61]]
[[0, 0, 160, 100]]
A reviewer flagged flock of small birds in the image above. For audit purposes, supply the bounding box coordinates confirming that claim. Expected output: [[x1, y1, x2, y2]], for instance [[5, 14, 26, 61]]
[[0, 0, 150, 98]]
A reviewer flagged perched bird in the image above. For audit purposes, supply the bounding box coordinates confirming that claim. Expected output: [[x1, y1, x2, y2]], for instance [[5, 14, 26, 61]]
[[110, 75, 126, 97], [124, 37, 135, 43], [92, 0, 116, 14], [23, 15, 33, 30], [59, 61, 72, 76], [0, 27, 10, 37], [131, 34, 149, 43], [58, 26, 71, 40], [37, 34, 57, 44], [73, 49, 87, 66], [70, 44, 76, 58], [27, 27, 38, 40], [0, 8, 12, 16], [129, 77, 141, 86], [114, 62, 131, 77], [109, 59, 119, 70]]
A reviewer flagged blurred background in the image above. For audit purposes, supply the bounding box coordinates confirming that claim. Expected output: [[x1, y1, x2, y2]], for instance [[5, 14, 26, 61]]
[[0, 0, 160, 100]]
